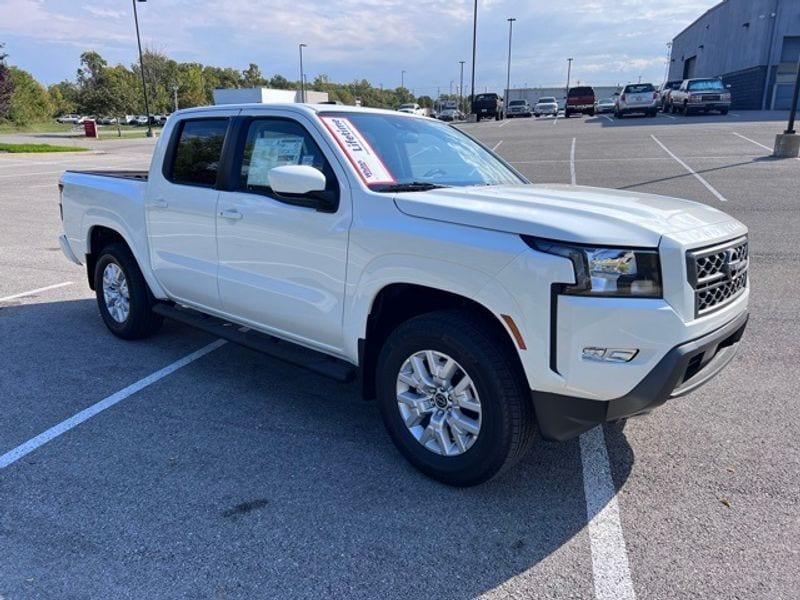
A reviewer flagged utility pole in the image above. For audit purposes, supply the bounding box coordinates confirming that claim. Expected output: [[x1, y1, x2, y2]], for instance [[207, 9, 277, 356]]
[[401, 70, 406, 90], [172, 85, 179, 112], [459, 60, 465, 113], [470, 0, 478, 114], [505, 18, 516, 104], [132, 0, 152, 138], [565, 57, 573, 100], [299, 43, 307, 102]]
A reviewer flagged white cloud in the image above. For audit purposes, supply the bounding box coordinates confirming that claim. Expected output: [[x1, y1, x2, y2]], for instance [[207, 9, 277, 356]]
[[0, 0, 721, 90]]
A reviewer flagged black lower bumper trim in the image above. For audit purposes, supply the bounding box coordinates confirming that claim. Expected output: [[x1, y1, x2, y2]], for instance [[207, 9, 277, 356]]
[[531, 311, 749, 441]]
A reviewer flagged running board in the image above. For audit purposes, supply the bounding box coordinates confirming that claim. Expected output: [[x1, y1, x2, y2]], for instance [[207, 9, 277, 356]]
[[152, 304, 357, 383]]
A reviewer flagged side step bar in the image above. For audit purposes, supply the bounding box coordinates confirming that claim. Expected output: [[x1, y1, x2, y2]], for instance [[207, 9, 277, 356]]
[[152, 304, 357, 383]]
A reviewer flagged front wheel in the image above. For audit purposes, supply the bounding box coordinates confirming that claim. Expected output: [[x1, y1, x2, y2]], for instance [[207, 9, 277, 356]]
[[94, 243, 163, 340], [376, 310, 536, 486]]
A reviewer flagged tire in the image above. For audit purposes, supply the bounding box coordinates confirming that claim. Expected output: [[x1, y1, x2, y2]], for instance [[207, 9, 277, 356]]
[[616, 109, 624, 119], [94, 242, 163, 340], [376, 310, 536, 487], [534, 113, 540, 118], [720, 109, 729, 116], [564, 109, 571, 118], [682, 103, 689, 116]]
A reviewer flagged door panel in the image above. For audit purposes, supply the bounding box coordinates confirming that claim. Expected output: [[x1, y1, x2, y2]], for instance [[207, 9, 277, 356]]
[[146, 118, 229, 310], [216, 116, 351, 351]]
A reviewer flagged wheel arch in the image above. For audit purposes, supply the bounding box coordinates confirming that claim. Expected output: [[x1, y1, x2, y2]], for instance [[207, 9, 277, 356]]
[[357, 282, 526, 400]]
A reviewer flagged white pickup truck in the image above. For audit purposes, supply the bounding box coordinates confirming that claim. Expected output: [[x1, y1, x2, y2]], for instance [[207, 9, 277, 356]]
[[58, 104, 749, 486]]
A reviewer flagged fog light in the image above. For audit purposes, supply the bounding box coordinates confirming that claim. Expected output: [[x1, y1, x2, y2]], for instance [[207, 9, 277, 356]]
[[582, 347, 639, 363]]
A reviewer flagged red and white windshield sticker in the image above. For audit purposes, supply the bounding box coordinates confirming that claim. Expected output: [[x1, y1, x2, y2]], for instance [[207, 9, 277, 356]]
[[320, 116, 395, 185]]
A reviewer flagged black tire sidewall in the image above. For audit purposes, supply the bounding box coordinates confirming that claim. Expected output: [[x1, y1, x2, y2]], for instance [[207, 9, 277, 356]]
[[376, 315, 522, 486], [94, 243, 161, 339]]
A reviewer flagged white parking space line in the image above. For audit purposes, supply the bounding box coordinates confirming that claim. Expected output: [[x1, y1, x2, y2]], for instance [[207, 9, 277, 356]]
[[658, 113, 677, 120], [553, 116, 559, 125], [732, 131, 772, 152], [0, 281, 74, 304], [580, 427, 637, 600], [650, 135, 728, 202], [492, 140, 504, 151], [0, 339, 227, 469], [499, 119, 510, 128], [601, 115, 614, 123], [570, 137, 577, 185]]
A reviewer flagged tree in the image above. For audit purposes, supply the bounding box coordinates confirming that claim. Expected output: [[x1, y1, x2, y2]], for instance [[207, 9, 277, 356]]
[[242, 63, 266, 88], [7, 67, 52, 125], [0, 43, 14, 121]]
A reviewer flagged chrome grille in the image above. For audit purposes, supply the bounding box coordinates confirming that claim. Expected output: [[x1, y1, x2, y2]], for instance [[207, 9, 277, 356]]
[[687, 236, 748, 317]]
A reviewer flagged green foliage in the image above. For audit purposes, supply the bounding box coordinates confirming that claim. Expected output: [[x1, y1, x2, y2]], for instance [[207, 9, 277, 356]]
[[0, 142, 88, 153], [0, 45, 456, 125], [6, 67, 52, 126]]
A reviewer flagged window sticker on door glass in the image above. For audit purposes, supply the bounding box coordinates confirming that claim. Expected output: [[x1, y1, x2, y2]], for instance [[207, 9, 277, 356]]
[[246, 136, 304, 186], [320, 116, 394, 184]]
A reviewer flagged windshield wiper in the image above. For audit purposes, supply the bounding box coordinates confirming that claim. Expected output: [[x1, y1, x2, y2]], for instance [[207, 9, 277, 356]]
[[373, 181, 450, 193]]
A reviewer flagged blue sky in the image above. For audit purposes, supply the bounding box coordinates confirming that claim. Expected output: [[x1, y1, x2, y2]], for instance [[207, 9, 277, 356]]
[[0, 0, 719, 94]]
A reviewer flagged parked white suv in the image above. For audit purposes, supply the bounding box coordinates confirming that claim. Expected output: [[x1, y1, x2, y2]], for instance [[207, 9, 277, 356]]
[[534, 97, 559, 117], [615, 83, 659, 118], [58, 104, 749, 486]]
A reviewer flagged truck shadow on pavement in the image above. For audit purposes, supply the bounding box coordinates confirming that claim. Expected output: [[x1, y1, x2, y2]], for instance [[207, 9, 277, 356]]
[[0, 299, 635, 599]]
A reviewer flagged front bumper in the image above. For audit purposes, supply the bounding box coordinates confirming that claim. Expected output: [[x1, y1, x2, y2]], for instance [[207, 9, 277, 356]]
[[531, 310, 748, 441]]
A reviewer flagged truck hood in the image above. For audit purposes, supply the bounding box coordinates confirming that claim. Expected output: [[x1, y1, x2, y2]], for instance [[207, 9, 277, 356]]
[[394, 183, 737, 247]]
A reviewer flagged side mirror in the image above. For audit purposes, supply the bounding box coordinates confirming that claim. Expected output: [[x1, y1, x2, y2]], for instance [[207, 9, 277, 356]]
[[267, 165, 337, 212], [268, 165, 326, 195]]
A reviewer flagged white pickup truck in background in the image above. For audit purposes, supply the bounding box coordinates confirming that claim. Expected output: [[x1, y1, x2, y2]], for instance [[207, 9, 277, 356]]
[[58, 104, 749, 486]]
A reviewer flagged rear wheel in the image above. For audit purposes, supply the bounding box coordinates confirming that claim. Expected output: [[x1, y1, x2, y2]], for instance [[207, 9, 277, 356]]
[[94, 243, 163, 340], [720, 109, 729, 115], [376, 310, 536, 487]]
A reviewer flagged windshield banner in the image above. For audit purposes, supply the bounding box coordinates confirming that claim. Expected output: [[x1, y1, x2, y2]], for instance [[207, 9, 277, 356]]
[[320, 116, 395, 185]]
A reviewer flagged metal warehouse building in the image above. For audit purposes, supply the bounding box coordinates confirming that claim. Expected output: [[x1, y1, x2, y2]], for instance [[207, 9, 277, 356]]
[[669, 0, 800, 110]]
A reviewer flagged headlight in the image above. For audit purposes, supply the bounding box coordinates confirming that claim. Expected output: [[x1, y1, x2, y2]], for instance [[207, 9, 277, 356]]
[[523, 237, 662, 298]]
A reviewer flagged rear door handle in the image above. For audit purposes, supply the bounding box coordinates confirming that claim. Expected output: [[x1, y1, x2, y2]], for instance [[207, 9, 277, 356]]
[[219, 208, 243, 221], [152, 198, 168, 209]]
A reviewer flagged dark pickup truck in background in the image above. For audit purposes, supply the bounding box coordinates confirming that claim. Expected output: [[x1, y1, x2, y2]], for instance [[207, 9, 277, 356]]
[[472, 93, 504, 121], [565, 86, 596, 117]]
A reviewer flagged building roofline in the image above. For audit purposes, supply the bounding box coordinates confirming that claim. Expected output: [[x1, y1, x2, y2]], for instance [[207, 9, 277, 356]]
[[672, 0, 727, 42]]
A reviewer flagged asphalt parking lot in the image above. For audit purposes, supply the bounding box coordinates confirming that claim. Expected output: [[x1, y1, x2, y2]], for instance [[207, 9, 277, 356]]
[[1, 112, 798, 599]]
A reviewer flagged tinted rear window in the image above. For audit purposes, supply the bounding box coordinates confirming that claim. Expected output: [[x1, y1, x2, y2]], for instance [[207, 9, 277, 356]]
[[568, 87, 594, 97], [538, 97, 556, 103], [509, 100, 526, 106], [475, 94, 498, 101], [623, 84, 655, 94], [169, 119, 228, 187]]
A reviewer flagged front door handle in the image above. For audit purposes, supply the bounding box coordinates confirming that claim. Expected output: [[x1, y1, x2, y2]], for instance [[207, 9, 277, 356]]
[[152, 198, 168, 209], [219, 208, 243, 221]]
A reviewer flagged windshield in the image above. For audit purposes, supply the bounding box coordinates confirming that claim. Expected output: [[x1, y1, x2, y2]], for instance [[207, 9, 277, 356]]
[[398, 104, 417, 110], [688, 79, 725, 91], [624, 84, 655, 93], [509, 100, 526, 106], [538, 97, 556, 103], [599, 98, 615, 104], [320, 112, 524, 190]]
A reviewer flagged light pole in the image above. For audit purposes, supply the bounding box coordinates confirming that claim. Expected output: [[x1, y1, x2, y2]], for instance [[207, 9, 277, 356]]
[[785, 54, 800, 135], [566, 58, 573, 92], [470, 0, 478, 114], [459, 60, 465, 113], [172, 84, 179, 112], [401, 70, 406, 90], [299, 43, 307, 103], [505, 18, 516, 104], [773, 54, 800, 157], [132, 0, 152, 138]]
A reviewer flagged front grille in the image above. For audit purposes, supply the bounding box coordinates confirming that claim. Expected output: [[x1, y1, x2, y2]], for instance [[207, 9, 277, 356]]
[[686, 236, 748, 317], [700, 94, 721, 101]]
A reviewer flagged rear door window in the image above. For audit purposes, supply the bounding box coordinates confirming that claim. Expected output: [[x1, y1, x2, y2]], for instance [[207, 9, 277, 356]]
[[624, 84, 655, 94], [169, 119, 229, 187]]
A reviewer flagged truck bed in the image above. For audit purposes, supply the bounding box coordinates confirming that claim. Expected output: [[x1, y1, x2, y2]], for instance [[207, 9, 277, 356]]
[[65, 170, 148, 181]]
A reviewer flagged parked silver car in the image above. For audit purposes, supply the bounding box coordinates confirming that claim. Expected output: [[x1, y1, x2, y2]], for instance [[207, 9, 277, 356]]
[[506, 99, 532, 118], [614, 83, 658, 118]]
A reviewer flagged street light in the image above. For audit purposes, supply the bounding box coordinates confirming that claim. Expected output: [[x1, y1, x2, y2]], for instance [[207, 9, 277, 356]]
[[459, 60, 465, 112], [470, 0, 478, 115], [132, 0, 153, 138], [299, 43, 307, 103], [505, 18, 516, 105], [565, 57, 573, 103], [401, 70, 406, 90]]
